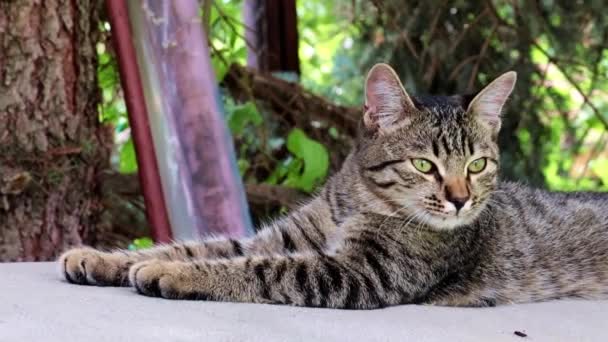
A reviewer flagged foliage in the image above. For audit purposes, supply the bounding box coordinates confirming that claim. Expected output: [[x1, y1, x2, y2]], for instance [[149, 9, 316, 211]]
[[128, 237, 154, 251], [206, 0, 247, 79], [97, 22, 133, 172], [264, 128, 330, 192], [223, 97, 263, 178], [222, 92, 330, 193], [119, 139, 138, 174], [208, 0, 334, 194], [297, 1, 361, 105], [283, 128, 329, 192]]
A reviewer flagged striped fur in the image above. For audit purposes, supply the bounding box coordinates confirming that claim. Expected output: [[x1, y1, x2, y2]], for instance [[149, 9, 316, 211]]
[[59, 65, 608, 309]]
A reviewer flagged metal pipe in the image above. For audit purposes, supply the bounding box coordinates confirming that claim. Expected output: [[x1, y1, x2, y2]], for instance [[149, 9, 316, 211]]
[[126, 0, 253, 239], [105, 0, 173, 243]]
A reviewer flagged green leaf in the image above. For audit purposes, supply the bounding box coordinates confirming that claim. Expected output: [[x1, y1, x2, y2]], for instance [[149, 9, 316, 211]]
[[264, 166, 282, 185], [283, 158, 304, 186], [228, 26, 238, 47], [231, 46, 247, 61], [211, 55, 229, 81], [265, 158, 293, 185], [227, 102, 263, 135], [98, 64, 117, 89], [119, 138, 138, 174], [284, 128, 329, 192], [591, 158, 608, 186], [328, 127, 339, 139], [237, 158, 250, 176], [128, 237, 154, 251], [100, 104, 120, 123]]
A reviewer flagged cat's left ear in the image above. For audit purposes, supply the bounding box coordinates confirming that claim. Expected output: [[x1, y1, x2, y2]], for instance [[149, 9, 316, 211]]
[[364, 63, 417, 134], [466, 71, 517, 135]]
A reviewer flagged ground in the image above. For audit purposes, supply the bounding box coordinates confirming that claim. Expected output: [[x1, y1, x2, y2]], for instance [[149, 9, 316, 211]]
[[1, 262, 606, 341]]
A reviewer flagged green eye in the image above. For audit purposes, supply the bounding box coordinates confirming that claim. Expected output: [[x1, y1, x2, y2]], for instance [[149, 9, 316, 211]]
[[412, 159, 434, 173], [468, 158, 487, 173]]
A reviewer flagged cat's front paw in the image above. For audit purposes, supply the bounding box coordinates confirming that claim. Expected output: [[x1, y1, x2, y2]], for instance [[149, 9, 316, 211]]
[[129, 260, 211, 300], [59, 248, 132, 286]]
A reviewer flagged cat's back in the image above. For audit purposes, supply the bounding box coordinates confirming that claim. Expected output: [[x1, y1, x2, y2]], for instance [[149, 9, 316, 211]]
[[491, 181, 608, 246], [495, 181, 608, 227]]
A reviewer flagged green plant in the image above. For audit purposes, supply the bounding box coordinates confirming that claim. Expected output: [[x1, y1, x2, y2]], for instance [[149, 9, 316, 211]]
[[265, 128, 329, 193], [128, 237, 154, 251], [119, 138, 138, 174]]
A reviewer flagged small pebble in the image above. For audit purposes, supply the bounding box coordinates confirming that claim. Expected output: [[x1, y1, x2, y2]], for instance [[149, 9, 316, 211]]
[[514, 330, 527, 338]]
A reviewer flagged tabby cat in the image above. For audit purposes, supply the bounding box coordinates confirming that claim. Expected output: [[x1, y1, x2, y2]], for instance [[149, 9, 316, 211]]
[[60, 64, 608, 309]]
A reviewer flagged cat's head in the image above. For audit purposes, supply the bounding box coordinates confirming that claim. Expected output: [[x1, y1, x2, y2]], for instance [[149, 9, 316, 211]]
[[353, 63, 516, 230]]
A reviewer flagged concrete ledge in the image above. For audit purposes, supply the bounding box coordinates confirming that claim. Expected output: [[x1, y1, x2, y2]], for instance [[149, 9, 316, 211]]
[[1, 262, 606, 341]]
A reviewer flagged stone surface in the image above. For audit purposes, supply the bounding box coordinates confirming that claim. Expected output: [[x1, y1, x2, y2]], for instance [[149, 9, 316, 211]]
[[1, 262, 606, 341]]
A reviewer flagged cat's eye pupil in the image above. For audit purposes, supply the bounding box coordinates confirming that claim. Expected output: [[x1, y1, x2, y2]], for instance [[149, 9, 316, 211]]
[[412, 159, 433, 173]]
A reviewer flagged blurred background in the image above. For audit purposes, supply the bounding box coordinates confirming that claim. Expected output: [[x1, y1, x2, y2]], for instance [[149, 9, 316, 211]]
[[0, 0, 606, 261]]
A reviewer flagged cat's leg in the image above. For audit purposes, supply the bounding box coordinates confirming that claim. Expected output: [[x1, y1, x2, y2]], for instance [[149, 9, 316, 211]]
[[59, 242, 214, 286], [59, 234, 277, 287], [127, 254, 385, 308], [129, 244, 410, 309], [60, 197, 336, 286]]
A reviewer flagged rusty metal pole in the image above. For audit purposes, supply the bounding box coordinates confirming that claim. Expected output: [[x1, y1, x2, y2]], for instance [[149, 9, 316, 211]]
[[124, 0, 253, 239], [105, 0, 173, 243]]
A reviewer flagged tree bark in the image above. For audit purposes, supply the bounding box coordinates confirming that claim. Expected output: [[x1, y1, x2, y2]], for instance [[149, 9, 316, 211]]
[[0, 0, 113, 261]]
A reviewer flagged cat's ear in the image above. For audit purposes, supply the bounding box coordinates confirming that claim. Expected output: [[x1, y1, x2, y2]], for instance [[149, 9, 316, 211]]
[[467, 71, 517, 135], [364, 63, 417, 133]]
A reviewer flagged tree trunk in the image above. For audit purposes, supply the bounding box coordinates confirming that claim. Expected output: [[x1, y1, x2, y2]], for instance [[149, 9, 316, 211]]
[[244, 0, 300, 74], [0, 0, 113, 261]]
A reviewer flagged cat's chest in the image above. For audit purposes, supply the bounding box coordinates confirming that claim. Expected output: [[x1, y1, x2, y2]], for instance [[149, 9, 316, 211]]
[[324, 225, 348, 254], [322, 215, 368, 254]]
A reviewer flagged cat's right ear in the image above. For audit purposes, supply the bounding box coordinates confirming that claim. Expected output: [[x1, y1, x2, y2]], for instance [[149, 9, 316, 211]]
[[466, 71, 517, 136], [364, 63, 417, 134]]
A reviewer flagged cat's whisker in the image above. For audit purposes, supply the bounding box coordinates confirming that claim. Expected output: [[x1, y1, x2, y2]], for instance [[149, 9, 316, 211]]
[[397, 208, 426, 236], [387, 208, 417, 233], [377, 202, 411, 231]]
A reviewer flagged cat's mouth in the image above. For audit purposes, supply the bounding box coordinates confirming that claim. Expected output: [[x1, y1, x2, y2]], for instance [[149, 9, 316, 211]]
[[420, 205, 478, 230]]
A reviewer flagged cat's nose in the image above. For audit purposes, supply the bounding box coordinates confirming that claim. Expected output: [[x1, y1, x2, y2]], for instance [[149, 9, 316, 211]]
[[447, 195, 469, 211], [445, 178, 470, 212]]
